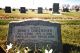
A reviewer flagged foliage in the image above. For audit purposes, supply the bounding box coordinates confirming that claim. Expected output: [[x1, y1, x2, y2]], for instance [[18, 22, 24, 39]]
[[0, 20, 10, 25]]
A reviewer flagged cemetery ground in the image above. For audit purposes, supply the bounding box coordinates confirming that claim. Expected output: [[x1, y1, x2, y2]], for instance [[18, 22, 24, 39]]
[[0, 19, 80, 53], [0, 9, 80, 19], [0, 12, 80, 53]]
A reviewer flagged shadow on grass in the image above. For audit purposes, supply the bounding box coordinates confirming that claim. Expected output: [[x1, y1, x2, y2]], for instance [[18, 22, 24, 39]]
[[0, 46, 6, 53], [63, 43, 80, 53]]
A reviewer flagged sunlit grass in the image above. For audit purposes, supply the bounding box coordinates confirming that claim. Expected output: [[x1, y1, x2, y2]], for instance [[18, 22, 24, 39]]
[[0, 10, 80, 19]]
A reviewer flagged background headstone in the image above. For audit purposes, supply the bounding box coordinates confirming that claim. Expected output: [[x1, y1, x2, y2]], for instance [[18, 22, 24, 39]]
[[20, 7, 26, 13], [0, 8, 2, 10], [5, 6, 11, 13], [12, 9, 16, 11], [38, 7, 43, 14], [53, 3, 59, 13], [49, 8, 52, 11], [32, 9, 35, 12]]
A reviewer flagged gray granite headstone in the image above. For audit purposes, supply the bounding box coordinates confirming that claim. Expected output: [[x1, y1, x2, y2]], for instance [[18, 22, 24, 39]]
[[7, 20, 63, 53], [12, 9, 16, 11], [20, 7, 26, 13], [5, 6, 11, 13], [53, 3, 59, 13], [0, 8, 2, 10], [49, 8, 52, 11], [38, 7, 43, 14]]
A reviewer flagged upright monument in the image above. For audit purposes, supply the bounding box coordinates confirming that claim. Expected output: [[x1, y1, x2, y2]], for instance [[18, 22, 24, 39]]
[[7, 19, 63, 53], [53, 3, 59, 13], [20, 7, 26, 13], [38, 7, 43, 14], [5, 6, 11, 13]]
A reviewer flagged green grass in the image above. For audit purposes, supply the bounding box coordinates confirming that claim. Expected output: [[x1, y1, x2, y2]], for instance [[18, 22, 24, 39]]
[[0, 20, 10, 25], [0, 10, 80, 19], [62, 12, 80, 18], [61, 25, 80, 45], [55, 20, 80, 25]]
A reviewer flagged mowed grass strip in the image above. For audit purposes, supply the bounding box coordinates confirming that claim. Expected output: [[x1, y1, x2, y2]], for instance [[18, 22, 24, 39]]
[[0, 10, 80, 19]]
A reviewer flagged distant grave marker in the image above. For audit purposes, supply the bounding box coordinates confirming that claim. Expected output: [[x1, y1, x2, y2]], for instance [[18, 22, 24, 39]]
[[20, 7, 26, 13], [7, 19, 63, 53], [49, 8, 52, 11], [32, 9, 35, 12], [38, 7, 43, 14], [0, 8, 2, 10], [53, 3, 59, 13], [5, 6, 11, 13], [0, 46, 6, 53], [12, 9, 16, 11]]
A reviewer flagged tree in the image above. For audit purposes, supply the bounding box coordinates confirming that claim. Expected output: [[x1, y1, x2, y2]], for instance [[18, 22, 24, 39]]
[[62, 4, 70, 12]]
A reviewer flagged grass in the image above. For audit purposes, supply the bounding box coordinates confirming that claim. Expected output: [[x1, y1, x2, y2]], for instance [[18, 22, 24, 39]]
[[62, 12, 80, 18], [0, 10, 80, 19], [0, 20, 10, 25]]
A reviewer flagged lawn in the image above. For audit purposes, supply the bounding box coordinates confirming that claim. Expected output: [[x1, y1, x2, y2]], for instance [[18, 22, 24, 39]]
[[0, 9, 80, 19]]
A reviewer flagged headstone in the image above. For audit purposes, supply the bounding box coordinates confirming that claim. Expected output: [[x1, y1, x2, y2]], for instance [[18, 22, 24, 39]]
[[7, 19, 63, 53], [49, 8, 52, 11], [5, 6, 11, 13], [38, 7, 43, 14], [53, 3, 59, 13], [20, 7, 26, 13], [0, 8, 2, 10], [12, 9, 16, 11], [32, 9, 35, 12]]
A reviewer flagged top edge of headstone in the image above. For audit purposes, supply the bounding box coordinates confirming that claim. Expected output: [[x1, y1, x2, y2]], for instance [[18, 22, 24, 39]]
[[9, 18, 60, 24]]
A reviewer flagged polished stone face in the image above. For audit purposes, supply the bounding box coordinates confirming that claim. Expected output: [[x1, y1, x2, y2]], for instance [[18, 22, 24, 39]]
[[7, 20, 62, 53]]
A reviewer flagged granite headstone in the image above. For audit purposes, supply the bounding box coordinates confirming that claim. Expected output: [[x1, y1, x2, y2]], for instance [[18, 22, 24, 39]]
[[7, 20, 63, 53], [0, 8, 2, 10], [49, 8, 52, 11], [5, 6, 11, 13], [20, 7, 26, 13], [38, 7, 43, 14], [12, 9, 16, 11], [53, 3, 59, 13]]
